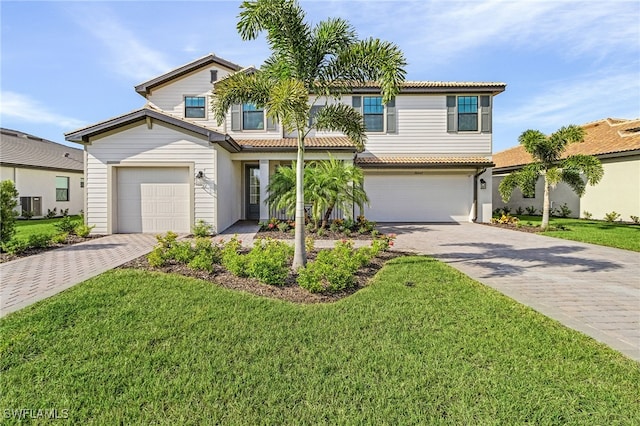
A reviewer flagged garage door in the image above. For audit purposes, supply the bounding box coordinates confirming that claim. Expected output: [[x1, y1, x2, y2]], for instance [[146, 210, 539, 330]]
[[117, 167, 190, 233], [364, 173, 472, 222]]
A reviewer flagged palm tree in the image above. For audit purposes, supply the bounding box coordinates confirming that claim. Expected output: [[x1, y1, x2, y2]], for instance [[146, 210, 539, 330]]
[[499, 125, 604, 230], [211, 0, 406, 269]]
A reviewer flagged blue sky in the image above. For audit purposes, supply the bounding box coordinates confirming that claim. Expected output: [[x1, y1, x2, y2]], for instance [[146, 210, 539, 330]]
[[1, 0, 639, 153]]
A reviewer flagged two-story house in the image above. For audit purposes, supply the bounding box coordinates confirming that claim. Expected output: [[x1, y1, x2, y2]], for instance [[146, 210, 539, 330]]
[[65, 53, 505, 234]]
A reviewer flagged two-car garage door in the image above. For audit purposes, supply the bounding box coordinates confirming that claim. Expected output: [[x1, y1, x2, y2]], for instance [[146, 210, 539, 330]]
[[117, 167, 190, 233], [363, 173, 473, 222]]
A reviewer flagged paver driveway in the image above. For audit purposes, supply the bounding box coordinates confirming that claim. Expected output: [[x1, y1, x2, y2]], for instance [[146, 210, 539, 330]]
[[0, 234, 157, 318], [378, 223, 640, 361]]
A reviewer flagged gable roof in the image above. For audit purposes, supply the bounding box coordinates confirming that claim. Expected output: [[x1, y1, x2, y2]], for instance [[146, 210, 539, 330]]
[[493, 118, 640, 171], [0, 128, 83, 172], [135, 53, 243, 96], [64, 107, 240, 152]]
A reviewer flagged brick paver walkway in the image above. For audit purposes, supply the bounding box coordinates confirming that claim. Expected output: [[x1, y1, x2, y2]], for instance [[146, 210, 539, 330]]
[[0, 234, 157, 317], [379, 223, 640, 362]]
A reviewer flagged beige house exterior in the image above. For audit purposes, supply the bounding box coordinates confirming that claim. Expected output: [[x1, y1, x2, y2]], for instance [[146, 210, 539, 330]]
[[493, 118, 640, 220], [66, 53, 505, 235], [0, 128, 84, 218]]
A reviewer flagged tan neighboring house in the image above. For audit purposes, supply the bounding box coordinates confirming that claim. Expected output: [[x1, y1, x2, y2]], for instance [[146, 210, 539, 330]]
[[492, 118, 640, 220], [65, 53, 505, 235], [0, 128, 84, 218]]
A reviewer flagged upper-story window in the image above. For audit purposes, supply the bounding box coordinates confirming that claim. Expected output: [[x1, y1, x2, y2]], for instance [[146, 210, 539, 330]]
[[185, 96, 206, 118], [363, 96, 384, 132], [352, 95, 396, 134], [242, 103, 265, 130], [457, 96, 478, 131], [447, 95, 492, 133]]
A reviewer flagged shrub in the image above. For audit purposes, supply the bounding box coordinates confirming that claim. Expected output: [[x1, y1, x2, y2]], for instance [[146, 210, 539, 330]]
[[1, 239, 29, 255], [187, 237, 222, 272], [221, 236, 248, 277], [147, 231, 180, 267], [52, 232, 68, 244], [557, 203, 572, 218], [45, 207, 58, 219], [515, 206, 525, 215], [74, 224, 95, 238], [167, 241, 195, 264], [492, 214, 519, 225], [525, 206, 538, 215], [61, 208, 69, 217], [277, 221, 290, 232], [583, 210, 593, 220], [297, 240, 365, 293], [245, 238, 293, 285], [55, 216, 80, 234], [0, 180, 19, 244], [604, 211, 621, 222], [21, 210, 34, 220], [305, 236, 315, 253], [27, 233, 52, 249], [631, 215, 639, 224], [193, 220, 213, 237]]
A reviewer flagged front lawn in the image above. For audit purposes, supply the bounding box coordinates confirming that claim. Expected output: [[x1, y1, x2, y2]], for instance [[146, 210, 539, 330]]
[[514, 215, 640, 252], [13, 216, 81, 241], [1, 259, 638, 424]]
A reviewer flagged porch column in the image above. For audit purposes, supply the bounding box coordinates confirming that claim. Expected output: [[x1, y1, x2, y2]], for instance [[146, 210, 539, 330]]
[[259, 159, 270, 221]]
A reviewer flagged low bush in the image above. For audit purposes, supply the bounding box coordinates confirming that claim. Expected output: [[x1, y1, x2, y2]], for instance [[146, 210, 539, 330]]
[[0, 180, 19, 244], [491, 214, 519, 225], [221, 235, 248, 277], [556, 203, 572, 218], [147, 231, 180, 267], [193, 220, 213, 237], [515, 206, 525, 215], [1, 239, 29, 255], [245, 238, 293, 285], [21, 210, 34, 220], [630, 215, 639, 224], [45, 207, 58, 219], [52, 233, 68, 244], [583, 210, 593, 220], [525, 206, 538, 215], [187, 237, 223, 272], [74, 224, 95, 238], [604, 211, 621, 222], [27, 233, 52, 249], [167, 241, 195, 264], [55, 216, 80, 234]]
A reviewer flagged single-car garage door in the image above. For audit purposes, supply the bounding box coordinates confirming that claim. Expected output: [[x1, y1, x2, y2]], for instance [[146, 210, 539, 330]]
[[117, 167, 190, 233], [364, 173, 472, 222]]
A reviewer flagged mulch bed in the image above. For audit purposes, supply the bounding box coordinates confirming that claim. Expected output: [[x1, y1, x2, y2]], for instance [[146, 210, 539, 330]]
[[0, 235, 105, 264], [119, 249, 404, 304], [256, 229, 375, 240], [482, 222, 545, 234]]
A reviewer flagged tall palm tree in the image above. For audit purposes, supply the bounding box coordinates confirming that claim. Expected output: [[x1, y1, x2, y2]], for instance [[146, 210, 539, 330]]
[[499, 125, 604, 230], [211, 0, 406, 269]]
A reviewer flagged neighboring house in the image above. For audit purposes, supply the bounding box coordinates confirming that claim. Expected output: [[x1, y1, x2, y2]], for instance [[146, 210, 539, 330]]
[[0, 128, 84, 218], [65, 53, 505, 234], [492, 118, 640, 220]]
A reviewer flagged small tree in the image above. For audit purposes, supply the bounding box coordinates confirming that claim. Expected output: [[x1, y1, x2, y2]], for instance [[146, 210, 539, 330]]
[[1, 180, 20, 244], [499, 125, 604, 230]]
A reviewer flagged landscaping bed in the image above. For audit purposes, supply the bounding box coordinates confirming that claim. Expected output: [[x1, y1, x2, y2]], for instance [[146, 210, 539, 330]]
[[0, 234, 103, 264]]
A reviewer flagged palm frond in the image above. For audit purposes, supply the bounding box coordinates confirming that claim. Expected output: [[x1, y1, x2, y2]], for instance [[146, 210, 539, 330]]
[[561, 169, 586, 197], [210, 72, 273, 125], [562, 154, 604, 186], [314, 103, 366, 151], [498, 163, 541, 202]]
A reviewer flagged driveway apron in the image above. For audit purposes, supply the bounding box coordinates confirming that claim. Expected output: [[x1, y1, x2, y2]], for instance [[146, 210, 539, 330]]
[[378, 223, 640, 361], [0, 234, 157, 318]]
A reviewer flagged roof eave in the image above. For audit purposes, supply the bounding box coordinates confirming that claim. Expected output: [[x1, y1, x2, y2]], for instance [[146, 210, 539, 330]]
[[358, 161, 495, 169]]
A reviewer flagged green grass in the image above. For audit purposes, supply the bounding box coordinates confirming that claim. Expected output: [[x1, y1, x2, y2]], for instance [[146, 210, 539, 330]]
[[515, 215, 640, 252], [1, 259, 639, 424], [13, 216, 81, 241]]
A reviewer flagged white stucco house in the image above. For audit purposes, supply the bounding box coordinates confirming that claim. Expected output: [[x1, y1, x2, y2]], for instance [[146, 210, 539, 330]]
[[492, 118, 640, 220], [1, 128, 84, 218], [65, 53, 505, 234]]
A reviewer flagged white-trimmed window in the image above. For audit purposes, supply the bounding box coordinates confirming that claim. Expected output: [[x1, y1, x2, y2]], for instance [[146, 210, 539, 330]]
[[352, 95, 396, 134], [447, 95, 492, 133], [230, 103, 277, 132], [56, 176, 69, 201], [185, 96, 206, 118]]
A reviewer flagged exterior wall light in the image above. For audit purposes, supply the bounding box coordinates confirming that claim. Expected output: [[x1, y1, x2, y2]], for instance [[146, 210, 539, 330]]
[[479, 178, 487, 189]]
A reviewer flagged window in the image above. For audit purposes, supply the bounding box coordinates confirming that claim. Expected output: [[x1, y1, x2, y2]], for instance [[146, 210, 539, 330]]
[[447, 95, 492, 133], [185, 96, 206, 118], [56, 176, 69, 201], [242, 103, 265, 130], [363, 96, 384, 132], [458, 96, 478, 131]]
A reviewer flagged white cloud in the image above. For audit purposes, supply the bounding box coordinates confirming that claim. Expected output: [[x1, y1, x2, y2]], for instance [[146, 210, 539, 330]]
[[69, 5, 171, 81], [499, 69, 640, 131], [0, 91, 87, 130]]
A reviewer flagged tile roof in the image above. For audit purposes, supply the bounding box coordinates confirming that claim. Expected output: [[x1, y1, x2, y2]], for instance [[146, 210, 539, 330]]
[[493, 118, 640, 170], [0, 128, 84, 172], [347, 81, 506, 95], [356, 156, 494, 167], [236, 137, 356, 150]]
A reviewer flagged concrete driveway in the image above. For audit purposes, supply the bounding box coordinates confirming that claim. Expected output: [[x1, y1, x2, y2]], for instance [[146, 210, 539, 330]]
[[378, 223, 640, 361]]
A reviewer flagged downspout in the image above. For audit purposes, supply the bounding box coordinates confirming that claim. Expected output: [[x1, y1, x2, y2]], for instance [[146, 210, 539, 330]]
[[472, 168, 487, 222]]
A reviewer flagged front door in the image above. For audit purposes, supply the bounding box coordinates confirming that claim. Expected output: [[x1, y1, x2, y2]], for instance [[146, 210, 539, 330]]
[[245, 165, 260, 220]]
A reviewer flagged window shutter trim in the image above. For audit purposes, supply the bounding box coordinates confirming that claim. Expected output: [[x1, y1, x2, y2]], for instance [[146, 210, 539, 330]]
[[231, 103, 241, 131], [446, 96, 456, 132], [481, 95, 492, 133], [386, 98, 396, 134]]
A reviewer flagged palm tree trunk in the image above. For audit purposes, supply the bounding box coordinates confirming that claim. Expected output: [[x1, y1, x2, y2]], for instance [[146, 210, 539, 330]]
[[292, 135, 307, 270], [321, 204, 334, 229], [541, 176, 551, 230]]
